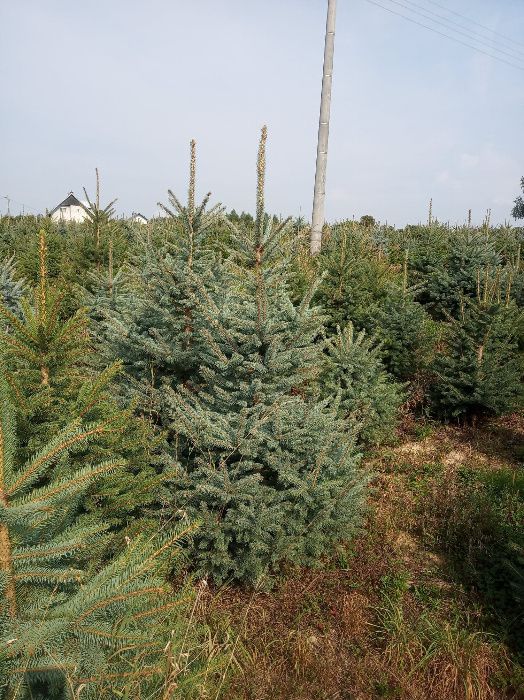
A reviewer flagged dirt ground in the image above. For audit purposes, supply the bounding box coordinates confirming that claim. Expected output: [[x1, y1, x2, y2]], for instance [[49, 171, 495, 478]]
[[200, 415, 524, 700]]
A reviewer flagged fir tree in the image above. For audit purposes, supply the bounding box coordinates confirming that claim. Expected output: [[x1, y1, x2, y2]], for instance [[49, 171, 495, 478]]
[[82, 168, 117, 251], [165, 127, 366, 585], [0, 231, 88, 448], [77, 238, 132, 347], [367, 252, 439, 384], [430, 296, 523, 419], [322, 324, 404, 444], [0, 386, 199, 700], [98, 141, 224, 421], [512, 176, 524, 220], [407, 227, 501, 320], [310, 229, 438, 385], [0, 231, 164, 534], [314, 223, 395, 335], [0, 257, 26, 317], [371, 291, 438, 383], [80, 264, 127, 322]]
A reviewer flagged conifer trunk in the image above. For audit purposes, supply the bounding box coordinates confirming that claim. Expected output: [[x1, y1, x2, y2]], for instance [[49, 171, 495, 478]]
[[0, 426, 17, 617], [0, 524, 16, 617], [184, 140, 197, 344], [255, 127, 268, 331], [41, 366, 50, 386], [96, 167, 101, 250], [38, 230, 50, 387]]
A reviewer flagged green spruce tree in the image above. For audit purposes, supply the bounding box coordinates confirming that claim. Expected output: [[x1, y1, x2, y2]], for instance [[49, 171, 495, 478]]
[[0, 231, 164, 535], [430, 295, 523, 419], [367, 251, 439, 383], [82, 168, 117, 253], [322, 324, 404, 444], [512, 176, 524, 220], [313, 222, 394, 335], [0, 385, 199, 700], [409, 227, 501, 319]]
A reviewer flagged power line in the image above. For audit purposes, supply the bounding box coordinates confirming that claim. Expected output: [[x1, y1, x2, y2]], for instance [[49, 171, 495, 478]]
[[10, 198, 38, 213], [396, 0, 524, 62], [362, 0, 524, 72], [2, 195, 39, 215], [423, 0, 524, 50]]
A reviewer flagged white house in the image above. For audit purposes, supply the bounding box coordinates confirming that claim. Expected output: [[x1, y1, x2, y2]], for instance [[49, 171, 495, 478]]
[[130, 212, 148, 225], [49, 193, 88, 223]]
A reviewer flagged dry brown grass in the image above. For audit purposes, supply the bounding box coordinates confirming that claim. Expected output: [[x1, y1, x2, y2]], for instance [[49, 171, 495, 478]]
[[196, 415, 524, 700]]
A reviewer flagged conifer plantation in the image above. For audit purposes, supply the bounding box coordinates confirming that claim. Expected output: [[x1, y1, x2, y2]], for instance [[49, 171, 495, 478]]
[[0, 133, 523, 698]]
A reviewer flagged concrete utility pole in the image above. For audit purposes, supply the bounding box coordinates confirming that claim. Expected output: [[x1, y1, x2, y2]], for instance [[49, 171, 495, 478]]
[[311, 0, 337, 255]]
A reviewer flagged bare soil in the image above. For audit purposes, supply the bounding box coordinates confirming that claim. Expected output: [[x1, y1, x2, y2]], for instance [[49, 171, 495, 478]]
[[201, 415, 524, 700]]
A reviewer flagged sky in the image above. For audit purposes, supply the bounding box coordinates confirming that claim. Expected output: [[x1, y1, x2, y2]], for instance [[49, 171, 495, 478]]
[[1, 0, 523, 226]]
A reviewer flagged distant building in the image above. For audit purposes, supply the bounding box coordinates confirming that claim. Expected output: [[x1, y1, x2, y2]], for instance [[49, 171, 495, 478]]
[[49, 192, 88, 223], [130, 212, 148, 225]]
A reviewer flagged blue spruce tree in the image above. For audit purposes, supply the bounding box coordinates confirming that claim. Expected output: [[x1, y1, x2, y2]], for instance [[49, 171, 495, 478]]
[[0, 257, 26, 318], [165, 127, 367, 585], [97, 141, 224, 422]]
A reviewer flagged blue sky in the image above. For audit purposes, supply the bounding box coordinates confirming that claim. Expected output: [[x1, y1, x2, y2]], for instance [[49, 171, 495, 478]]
[[1, 0, 523, 226]]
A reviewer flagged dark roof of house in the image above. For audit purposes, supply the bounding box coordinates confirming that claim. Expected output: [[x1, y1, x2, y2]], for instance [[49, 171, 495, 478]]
[[48, 192, 86, 217], [131, 212, 148, 221]]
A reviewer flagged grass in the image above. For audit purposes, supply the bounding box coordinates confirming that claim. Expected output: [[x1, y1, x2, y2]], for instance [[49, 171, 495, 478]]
[[374, 570, 511, 700], [197, 415, 524, 700]]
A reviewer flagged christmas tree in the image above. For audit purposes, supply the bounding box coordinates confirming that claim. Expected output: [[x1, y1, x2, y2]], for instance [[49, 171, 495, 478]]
[[0, 231, 164, 535], [313, 222, 394, 335], [371, 290, 438, 384], [0, 256, 26, 317], [165, 128, 366, 585], [366, 253, 439, 384], [407, 227, 501, 320], [0, 384, 199, 699], [322, 324, 404, 444], [430, 296, 523, 419], [98, 141, 224, 422]]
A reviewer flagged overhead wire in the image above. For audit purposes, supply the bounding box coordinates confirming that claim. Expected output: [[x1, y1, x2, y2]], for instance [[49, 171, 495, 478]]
[[2, 196, 39, 214], [423, 0, 524, 50], [393, 0, 524, 61], [361, 0, 524, 72]]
